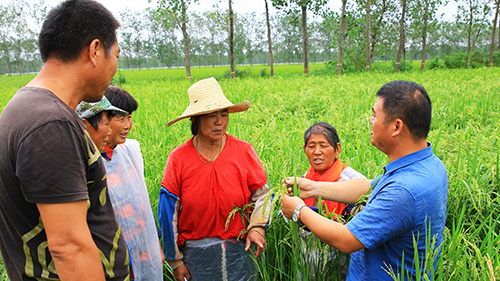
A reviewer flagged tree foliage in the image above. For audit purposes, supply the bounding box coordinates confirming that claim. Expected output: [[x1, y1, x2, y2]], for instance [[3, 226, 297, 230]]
[[271, 0, 329, 74], [0, 0, 499, 75]]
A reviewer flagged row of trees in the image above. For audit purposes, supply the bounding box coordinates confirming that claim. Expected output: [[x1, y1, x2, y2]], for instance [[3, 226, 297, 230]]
[[0, 0, 499, 76]]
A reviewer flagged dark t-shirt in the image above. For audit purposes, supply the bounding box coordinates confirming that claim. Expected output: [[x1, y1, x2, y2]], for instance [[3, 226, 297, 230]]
[[0, 87, 129, 280]]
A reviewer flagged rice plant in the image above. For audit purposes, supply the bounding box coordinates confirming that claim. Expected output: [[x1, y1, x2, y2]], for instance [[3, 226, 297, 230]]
[[0, 65, 499, 280]]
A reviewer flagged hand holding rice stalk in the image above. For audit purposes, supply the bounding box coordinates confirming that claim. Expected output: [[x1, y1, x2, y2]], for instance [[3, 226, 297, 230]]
[[279, 176, 300, 198], [279, 177, 307, 217], [282, 176, 318, 199]]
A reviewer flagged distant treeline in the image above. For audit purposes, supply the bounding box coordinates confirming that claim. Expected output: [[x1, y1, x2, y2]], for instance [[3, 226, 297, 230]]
[[1, 0, 499, 75]]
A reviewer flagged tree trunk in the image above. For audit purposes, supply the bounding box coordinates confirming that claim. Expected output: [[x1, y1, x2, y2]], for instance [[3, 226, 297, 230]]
[[301, 5, 309, 75], [181, 1, 191, 79], [395, 0, 406, 72], [421, 31, 427, 71], [137, 42, 142, 70], [229, 0, 235, 79], [370, 0, 388, 60], [421, 2, 428, 71], [366, 0, 372, 72], [467, 0, 473, 69], [265, 0, 274, 76], [211, 33, 216, 68], [490, 0, 499, 66], [167, 46, 171, 68], [337, 0, 347, 74], [182, 22, 191, 78], [7, 60, 11, 76]]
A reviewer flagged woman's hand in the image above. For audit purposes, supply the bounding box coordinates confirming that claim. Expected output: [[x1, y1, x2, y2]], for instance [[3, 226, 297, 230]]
[[281, 194, 306, 219], [282, 177, 317, 199], [173, 263, 191, 281], [245, 229, 266, 258]]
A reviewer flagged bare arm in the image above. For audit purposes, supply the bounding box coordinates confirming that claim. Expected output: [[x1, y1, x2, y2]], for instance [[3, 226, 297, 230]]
[[284, 177, 371, 205], [37, 200, 105, 281], [280, 195, 365, 253]]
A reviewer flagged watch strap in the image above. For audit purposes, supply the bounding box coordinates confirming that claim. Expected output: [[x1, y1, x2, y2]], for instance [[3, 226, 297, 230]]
[[293, 203, 307, 222]]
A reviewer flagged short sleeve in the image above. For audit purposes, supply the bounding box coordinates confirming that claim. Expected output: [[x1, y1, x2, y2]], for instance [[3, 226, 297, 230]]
[[16, 120, 88, 204], [244, 144, 267, 190], [161, 149, 182, 197], [347, 185, 415, 249]]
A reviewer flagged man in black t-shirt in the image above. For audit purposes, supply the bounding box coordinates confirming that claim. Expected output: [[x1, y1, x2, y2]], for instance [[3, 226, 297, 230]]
[[0, 1, 129, 280]]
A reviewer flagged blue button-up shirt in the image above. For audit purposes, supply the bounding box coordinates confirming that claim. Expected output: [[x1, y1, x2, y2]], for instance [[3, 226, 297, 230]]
[[346, 143, 448, 280]]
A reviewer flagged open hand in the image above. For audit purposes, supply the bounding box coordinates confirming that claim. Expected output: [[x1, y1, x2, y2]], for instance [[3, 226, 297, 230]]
[[173, 263, 191, 281], [245, 229, 266, 258]]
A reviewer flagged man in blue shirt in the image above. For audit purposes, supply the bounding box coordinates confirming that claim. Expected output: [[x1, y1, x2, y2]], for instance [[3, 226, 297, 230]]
[[281, 80, 448, 280]]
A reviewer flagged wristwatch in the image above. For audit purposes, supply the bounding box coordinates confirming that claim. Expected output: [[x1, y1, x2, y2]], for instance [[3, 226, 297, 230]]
[[292, 203, 307, 223]]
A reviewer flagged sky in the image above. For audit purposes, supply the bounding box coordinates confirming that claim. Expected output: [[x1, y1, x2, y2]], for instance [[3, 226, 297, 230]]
[[0, 0, 459, 22]]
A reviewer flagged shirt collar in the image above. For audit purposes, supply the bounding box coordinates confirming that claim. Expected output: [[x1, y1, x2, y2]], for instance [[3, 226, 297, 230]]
[[384, 142, 433, 174], [102, 146, 114, 161]]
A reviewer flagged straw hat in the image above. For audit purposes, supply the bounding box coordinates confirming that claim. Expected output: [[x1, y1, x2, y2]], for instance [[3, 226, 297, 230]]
[[167, 77, 250, 126]]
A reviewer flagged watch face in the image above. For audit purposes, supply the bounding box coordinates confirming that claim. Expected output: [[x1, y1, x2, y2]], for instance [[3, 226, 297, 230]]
[[292, 211, 298, 222]]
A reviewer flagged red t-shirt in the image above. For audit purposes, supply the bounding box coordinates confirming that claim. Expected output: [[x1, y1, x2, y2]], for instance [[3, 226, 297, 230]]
[[161, 134, 267, 245]]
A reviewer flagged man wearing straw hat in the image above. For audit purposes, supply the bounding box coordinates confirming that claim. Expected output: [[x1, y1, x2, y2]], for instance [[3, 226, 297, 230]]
[[158, 77, 272, 281]]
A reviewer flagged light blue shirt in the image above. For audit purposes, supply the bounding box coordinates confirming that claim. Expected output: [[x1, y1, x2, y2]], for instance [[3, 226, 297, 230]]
[[346, 143, 448, 280]]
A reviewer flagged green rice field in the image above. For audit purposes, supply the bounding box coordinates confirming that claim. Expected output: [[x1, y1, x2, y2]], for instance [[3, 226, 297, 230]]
[[1, 64, 499, 280]]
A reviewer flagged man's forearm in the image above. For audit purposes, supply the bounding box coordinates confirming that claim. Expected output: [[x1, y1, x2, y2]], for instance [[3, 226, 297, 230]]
[[298, 206, 365, 253], [315, 178, 371, 205], [38, 201, 107, 281], [50, 242, 105, 281]]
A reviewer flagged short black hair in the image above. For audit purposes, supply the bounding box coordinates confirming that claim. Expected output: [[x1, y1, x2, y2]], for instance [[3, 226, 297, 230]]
[[84, 110, 110, 131], [38, 0, 120, 62], [190, 116, 201, 136], [104, 86, 138, 117], [304, 122, 340, 150], [376, 80, 431, 140]]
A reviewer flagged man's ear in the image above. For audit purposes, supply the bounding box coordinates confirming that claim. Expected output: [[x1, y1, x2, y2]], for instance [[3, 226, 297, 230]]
[[88, 39, 101, 67], [392, 118, 404, 137]]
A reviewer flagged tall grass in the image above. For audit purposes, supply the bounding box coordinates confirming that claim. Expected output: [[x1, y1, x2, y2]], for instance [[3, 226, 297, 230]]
[[0, 65, 499, 280]]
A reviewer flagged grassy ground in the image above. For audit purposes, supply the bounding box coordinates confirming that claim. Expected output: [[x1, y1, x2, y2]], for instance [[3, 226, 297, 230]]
[[0, 64, 499, 280]]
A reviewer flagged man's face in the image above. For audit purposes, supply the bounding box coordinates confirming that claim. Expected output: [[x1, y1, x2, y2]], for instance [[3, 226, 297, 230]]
[[370, 97, 391, 152], [86, 41, 120, 102], [101, 42, 120, 91]]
